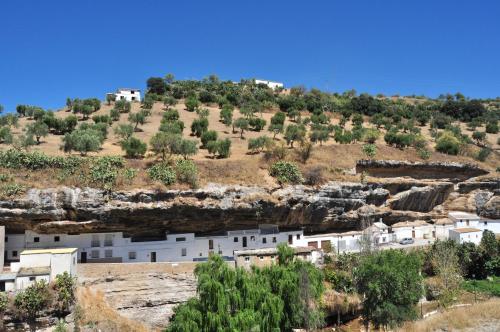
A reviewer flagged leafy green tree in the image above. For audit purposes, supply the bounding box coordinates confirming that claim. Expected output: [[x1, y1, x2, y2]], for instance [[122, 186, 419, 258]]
[[178, 139, 198, 159], [26, 121, 49, 144], [163, 108, 180, 122], [284, 124, 305, 147], [219, 104, 234, 129], [160, 120, 185, 135], [362, 144, 377, 158], [128, 110, 147, 131], [185, 96, 200, 112], [354, 250, 423, 329], [121, 137, 147, 158], [429, 240, 463, 307], [115, 99, 131, 113], [249, 117, 267, 131], [150, 132, 182, 160], [52, 272, 76, 317], [106, 93, 116, 105], [485, 121, 499, 134], [248, 136, 272, 154], [175, 159, 198, 188], [472, 131, 486, 144], [110, 108, 120, 121], [61, 128, 103, 156], [207, 138, 231, 158], [113, 123, 134, 141], [363, 128, 380, 144], [147, 77, 167, 95], [0, 126, 13, 144], [269, 161, 303, 185], [200, 130, 218, 148], [14, 280, 51, 332], [310, 128, 329, 145], [0, 292, 8, 330], [234, 118, 249, 139], [480, 230, 498, 258], [190, 118, 209, 137]]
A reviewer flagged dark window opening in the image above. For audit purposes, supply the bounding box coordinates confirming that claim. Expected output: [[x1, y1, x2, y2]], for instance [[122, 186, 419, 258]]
[[34, 237, 40, 243], [54, 236, 60, 242]]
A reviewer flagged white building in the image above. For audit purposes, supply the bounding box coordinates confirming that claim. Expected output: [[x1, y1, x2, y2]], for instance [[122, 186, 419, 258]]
[[0, 226, 4, 272], [449, 228, 483, 245], [254, 79, 284, 90], [448, 211, 481, 228], [1, 248, 77, 291], [5, 225, 304, 264], [107, 88, 141, 102], [390, 220, 434, 241], [234, 246, 320, 270]]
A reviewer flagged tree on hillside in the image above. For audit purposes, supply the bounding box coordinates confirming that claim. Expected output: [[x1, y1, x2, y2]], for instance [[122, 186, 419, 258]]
[[106, 93, 116, 105], [113, 123, 134, 141], [52, 272, 76, 318], [121, 136, 147, 158], [354, 249, 423, 329], [128, 111, 146, 131], [15, 280, 51, 332], [147, 77, 167, 95], [0, 292, 8, 330], [150, 132, 181, 160], [284, 124, 306, 148], [234, 118, 249, 139], [115, 99, 131, 113], [190, 118, 208, 137], [185, 96, 200, 112], [219, 104, 233, 129], [61, 128, 103, 156], [472, 131, 486, 145], [26, 121, 49, 144]]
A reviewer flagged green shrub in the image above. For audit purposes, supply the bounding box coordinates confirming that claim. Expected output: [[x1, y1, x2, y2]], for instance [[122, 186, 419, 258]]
[[362, 144, 377, 158], [0, 174, 10, 182], [485, 122, 499, 134], [148, 163, 176, 185], [89, 156, 124, 189], [417, 148, 431, 160], [175, 159, 198, 188], [435, 131, 461, 155], [475, 148, 491, 162], [110, 108, 120, 121], [0, 183, 26, 198], [159, 120, 184, 134], [92, 114, 111, 125], [122, 168, 138, 183], [200, 130, 218, 148], [248, 117, 266, 131], [207, 138, 231, 158], [190, 118, 209, 137], [247, 136, 271, 153], [121, 137, 147, 158], [269, 161, 303, 185], [363, 128, 380, 144]]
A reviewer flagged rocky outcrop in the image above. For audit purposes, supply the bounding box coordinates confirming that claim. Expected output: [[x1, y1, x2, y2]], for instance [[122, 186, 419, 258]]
[[0, 177, 496, 237], [357, 160, 489, 182], [458, 179, 500, 194], [387, 183, 454, 212]]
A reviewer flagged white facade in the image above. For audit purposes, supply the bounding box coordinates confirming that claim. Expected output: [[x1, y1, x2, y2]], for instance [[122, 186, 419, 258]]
[[0, 226, 4, 272], [298, 231, 363, 253], [108, 88, 141, 102], [390, 220, 435, 241], [5, 226, 304, 264], [448, 211, 481, 228], [449, 228, 483, 245], [255, 79, 284, 90]]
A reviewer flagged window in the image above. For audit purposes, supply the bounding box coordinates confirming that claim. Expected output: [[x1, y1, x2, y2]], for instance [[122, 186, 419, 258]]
[[12, 251, 17, 257], [29, 277, 36, 282], [272, 237, 276, 243], [484, 221, 488, 225], [296, 234, 301, 240], [104, 234, 113, 247], [262, 237, 267, 244], [34, 237, 40, 243], [271, 255, 275, 260], [234, 237, 238, 242], [176, 237, 186, 242], [91, 250, 100, 259], [54, 236, 60, 242], [245, 257, 250, 262], [5, 236, 7, 242], [129, 252, 136, 260], [209, 239, 214, 250], [250, 236, 255, 241], [259, 256, 264, 260], [91, 235, 100, 247], [181, 248, 187, 256], [105, 250, 113, 258]]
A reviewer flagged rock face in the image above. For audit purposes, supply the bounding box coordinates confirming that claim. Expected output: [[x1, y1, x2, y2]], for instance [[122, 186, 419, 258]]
[[356, 160, 489, 182], [1, 177, 497, 237], [387, 183, 454, 212]]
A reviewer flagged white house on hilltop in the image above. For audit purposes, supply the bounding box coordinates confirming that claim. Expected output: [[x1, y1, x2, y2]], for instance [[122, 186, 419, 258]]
[[254, 79, 284, 90], [107, 88, 141, 102]]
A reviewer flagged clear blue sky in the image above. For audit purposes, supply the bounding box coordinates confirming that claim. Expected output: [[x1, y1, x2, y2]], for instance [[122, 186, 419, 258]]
[[1, 0, 499, 113]]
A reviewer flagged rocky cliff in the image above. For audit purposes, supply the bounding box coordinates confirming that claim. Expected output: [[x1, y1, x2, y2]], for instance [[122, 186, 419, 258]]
[[1, 177, 498, 237]]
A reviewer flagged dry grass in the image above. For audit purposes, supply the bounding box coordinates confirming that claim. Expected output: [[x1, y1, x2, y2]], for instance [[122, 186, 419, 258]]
[[76, 287, 152, 332], [400, 298, 500, 332]]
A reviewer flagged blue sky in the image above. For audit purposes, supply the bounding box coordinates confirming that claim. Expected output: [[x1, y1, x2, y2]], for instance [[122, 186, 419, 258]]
[[1, 1, 499, 112]]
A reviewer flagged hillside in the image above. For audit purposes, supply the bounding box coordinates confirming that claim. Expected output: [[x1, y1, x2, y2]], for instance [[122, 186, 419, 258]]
[[2, 87, 499, 191]]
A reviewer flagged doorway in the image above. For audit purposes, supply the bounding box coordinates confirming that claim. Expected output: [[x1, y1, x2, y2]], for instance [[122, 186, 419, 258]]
[[151, 252, 157, 262], [412, 230, 416, 238], [81, 252, 87, 263], [242, 237, 247, 248]]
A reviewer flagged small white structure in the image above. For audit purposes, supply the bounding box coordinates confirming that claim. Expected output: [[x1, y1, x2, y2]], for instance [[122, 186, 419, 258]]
[[1, 248, 77, 291], [368, 221, 393, 245], [390, 220, 434, 241], [234, 246, 320, 269], [107, 88, 141, 102], [448, 211, 481, 228], [433, 218, 455, 239], [254, 79, 284, 90], [299, 231, 363, 253], [449, 228, 483, 245], [476, 219, 500, 234]]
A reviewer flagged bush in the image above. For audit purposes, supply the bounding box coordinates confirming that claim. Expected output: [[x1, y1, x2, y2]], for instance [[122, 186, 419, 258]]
[[249, 117, 266, 131], [148, 163, 176, 185], [435, 131, 461, 155], [485, 122, 499, 134], [200, 130, 218, 148], [475, 148, 491, 162], [61, 128, 103, 156], [297, 141, 313, 163], [110, 108, 120, 121], [121, 137, 147, 158], [303, 166, 325, 185], [247, 136, 271, 153], [175, 159, 198, 188], [269, 161, 303, 185], [207, 138, 231, 158], [163, 108, 180, 122], [191, 118, 209, 137], [362, 144, 377, 158], [113, 123, 134, 141], [89, 156, 124, 189], [159, 120, 184, 134], [92, 114, 111, 124], [185, 96, 199, 112], [0, 183, 26, 199], [417, 148, 431, 160], [363, 128, 380, 144]]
